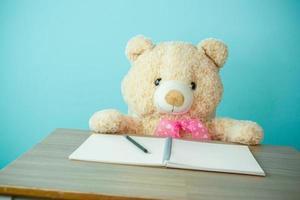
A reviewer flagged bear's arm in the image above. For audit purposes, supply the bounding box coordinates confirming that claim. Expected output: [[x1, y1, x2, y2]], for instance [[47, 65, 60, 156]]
[[89, 109, 143, 134], [207, 118, 263, 145]]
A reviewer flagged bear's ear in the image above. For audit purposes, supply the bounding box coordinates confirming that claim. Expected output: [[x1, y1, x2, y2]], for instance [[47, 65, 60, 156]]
[[125, 35, 154, 62], [197, 38, 228, 68]]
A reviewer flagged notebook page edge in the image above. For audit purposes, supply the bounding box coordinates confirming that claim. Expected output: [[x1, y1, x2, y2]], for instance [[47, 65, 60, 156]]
[[165, 162, 266, 176], [70, 157, 164, 167], [169, 139, 265, 176], [68, 133, 168, 166]]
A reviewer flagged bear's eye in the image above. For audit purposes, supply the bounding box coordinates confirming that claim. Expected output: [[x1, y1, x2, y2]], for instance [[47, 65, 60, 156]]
[[191, 82, 197, 90], [154, 78, 162, 86]]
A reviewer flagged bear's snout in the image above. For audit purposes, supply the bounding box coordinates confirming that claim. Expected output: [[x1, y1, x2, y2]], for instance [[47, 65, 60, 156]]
[[153, 80, 194, 114], [165, 90, 184, 107]]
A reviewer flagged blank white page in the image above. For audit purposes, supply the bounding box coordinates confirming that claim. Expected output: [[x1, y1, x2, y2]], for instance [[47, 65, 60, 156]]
[[167, 139, 265, 176], [69, 134, 167, 166]]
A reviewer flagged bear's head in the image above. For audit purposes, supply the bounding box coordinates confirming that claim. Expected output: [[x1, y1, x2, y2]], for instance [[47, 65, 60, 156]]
[[122, 35, 228, 121]]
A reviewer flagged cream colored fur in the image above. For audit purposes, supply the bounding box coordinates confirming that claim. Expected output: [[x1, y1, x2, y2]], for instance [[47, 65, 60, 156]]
[[89, 35, 263, 145]]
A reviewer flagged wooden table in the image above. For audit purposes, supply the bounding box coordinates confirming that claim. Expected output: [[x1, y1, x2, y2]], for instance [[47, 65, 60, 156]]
[[0, 129, 299, 200]]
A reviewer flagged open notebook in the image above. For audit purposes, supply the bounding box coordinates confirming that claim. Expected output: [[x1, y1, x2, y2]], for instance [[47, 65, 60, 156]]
[[69, 134, 265, 176]]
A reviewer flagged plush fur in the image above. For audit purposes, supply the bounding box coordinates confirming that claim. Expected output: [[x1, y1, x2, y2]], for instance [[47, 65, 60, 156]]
[[89, 35, 263, 145]]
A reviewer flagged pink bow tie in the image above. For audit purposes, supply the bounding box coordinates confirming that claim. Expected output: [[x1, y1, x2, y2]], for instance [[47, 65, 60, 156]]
[[155, 118, 211, 140]]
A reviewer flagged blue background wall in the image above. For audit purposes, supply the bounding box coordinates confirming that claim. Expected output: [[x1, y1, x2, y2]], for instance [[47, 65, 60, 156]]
[[1, 0, 299, 168]]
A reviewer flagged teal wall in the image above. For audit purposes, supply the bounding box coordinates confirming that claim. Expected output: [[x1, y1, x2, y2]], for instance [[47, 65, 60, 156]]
[[1, 0, 299, 168]]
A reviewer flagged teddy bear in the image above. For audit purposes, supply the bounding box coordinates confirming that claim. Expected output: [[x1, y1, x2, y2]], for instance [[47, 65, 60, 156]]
[[89, 35, 263, 145]]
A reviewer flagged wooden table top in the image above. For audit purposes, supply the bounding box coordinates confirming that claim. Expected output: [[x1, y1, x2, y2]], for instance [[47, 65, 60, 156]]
[[0, 128, 299, 200]]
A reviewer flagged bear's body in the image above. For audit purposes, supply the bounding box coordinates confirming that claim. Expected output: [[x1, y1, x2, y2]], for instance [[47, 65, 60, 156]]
[[89, 36, 263, 145]]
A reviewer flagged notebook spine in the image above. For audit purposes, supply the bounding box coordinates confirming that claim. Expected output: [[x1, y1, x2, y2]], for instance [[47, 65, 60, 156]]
[[163, 137, 172, 163]]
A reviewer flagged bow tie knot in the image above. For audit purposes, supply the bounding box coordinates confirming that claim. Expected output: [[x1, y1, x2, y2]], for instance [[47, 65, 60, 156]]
[[155, 118, 211, 140]]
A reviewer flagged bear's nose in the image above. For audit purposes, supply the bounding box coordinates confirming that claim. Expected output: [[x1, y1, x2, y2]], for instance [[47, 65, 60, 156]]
[[165, 90, 184, 107]]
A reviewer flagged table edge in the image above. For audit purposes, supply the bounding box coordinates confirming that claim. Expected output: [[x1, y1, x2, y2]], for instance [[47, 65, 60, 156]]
[[0, 185, 159, 200]]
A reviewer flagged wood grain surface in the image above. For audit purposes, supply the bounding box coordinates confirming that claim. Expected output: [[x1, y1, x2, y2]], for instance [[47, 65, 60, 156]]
[[0, 128, 299, 200]]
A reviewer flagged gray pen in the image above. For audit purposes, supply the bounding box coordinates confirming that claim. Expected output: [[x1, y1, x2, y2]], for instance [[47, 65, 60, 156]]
[[125, 135, 149, 153]]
